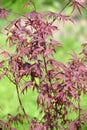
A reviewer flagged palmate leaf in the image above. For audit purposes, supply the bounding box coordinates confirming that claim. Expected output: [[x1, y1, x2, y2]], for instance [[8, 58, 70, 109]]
[[31, 125, 46, 130], [70, 0, 85, 15], [50, 39, 62, 47], [21, 81, 33, 94], [45, 11, 57, 19], [0, 51, 10, 59], [0, 61, 4, 68], [0, 8, 9, 19], [57, 14, 74, 23], [69, 121, 77, 130]]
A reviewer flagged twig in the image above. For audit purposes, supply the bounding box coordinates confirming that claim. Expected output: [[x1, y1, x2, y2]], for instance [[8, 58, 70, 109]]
[[0, 69, 30, 125], [15, 83, 30, 125]]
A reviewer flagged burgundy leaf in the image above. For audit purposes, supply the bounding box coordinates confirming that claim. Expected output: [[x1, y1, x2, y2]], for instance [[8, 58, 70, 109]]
[[80, 110, 87, 124], [37, 93, 44, 106], [44, 48, 53, 57], [0, 61, 4, 68], [69, 122, 76, 130], [32, 124, 46, 130], [50, 39, 62, 47], [70, 1, 85, 15], [52, 82, 58, 90], [21, 81, 33, 93], [45, 11, 57, 19], [32, 47, 44, 57], [0, 51, 10, 59], [57, 14, 74, 23], [0, 73, 3, 79], [0, 8, 9, 19]]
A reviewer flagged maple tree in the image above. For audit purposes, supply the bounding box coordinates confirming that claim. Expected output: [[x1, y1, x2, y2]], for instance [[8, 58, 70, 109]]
[[0, 0, 87, 130]]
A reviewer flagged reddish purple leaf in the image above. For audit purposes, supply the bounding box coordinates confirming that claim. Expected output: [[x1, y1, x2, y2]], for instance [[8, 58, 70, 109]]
[[0, 8, 9, 19], [0, 61, 4, 68], [21, 81, 33, 93], [69, 122, 76, 130], [70, 1, 85, 15], [50, 39, 62, 47], [58, 14, 74, 23]]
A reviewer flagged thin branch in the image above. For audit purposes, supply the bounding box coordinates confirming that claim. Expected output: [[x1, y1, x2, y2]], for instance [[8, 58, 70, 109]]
[[77, 83, 81, 130], [43, 54, 53, 88], [0, 69, 30, 125], [15, 83, 30, 125], [0, 69, 15, 85], [43, 56, 47, 74]]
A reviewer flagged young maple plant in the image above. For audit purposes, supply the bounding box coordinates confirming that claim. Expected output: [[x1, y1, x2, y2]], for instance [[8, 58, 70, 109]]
[[0, 0, 87, 130]]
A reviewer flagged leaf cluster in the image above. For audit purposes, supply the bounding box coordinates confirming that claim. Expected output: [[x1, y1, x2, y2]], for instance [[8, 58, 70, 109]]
[[0, 0, 87, 130]]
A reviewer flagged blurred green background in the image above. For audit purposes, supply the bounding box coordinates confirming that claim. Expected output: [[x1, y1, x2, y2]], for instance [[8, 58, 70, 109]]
[[0, 0, 87, 129]]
